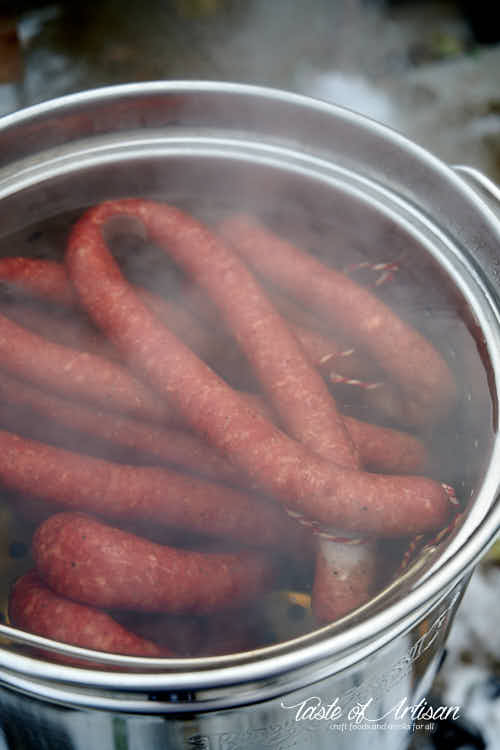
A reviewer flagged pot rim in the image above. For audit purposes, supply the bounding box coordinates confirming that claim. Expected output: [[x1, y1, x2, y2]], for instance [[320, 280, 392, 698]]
[[1, 80, 500, 696]]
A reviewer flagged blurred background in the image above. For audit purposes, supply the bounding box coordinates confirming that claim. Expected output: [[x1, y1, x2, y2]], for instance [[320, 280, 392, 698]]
[[1, 1, 499, 748]]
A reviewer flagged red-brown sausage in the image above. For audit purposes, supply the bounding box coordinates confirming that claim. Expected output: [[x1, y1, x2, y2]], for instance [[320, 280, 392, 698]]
[[0, 311, 175, 424], [0, 258, 75, 305], [33, 513, 274, 614], [70, 204, 358, 471], [65, 199, 451, 536], [9, 571, 168, 657], [344, 417, 428, 475], [218, 215, 457, 427], [0, 428, 306, 548]]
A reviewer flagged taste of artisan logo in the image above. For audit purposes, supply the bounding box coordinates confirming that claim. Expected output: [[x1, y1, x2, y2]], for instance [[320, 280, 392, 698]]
[[280, 695, 461, 732]]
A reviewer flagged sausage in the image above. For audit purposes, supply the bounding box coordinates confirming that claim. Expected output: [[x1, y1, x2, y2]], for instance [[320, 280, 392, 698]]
[[343, 416, 428, 475], [0, 427, 306, 548], [9, 571, 168, 657], [0, 298, 118, 361], [300, 455, 376, 624], [0, 258, 75, 306], [312, 538, 377, 623], [0, 310, 175, 424], [33, 512, 274, 614], [218, 214, 457, 427], [65, 199, 451, 537]]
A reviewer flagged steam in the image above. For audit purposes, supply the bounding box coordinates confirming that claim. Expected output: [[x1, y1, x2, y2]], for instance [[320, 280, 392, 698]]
[[296, 68, 399, 127], [206, 0, 405, 128]]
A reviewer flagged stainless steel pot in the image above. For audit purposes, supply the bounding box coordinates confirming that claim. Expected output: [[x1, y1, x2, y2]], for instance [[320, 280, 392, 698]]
[[0, 81, 500, 750]]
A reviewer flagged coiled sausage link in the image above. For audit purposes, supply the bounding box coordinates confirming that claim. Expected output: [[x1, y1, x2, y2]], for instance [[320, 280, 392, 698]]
[[65, 199, 451, 537], [0, 258, 74, 306]]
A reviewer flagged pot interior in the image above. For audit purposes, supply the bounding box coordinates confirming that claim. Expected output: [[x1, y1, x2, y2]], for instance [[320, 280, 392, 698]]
[[0, 122, 497, 672]]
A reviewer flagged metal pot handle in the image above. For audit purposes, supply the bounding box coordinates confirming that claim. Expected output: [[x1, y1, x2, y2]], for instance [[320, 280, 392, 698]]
[[452, 165, 500, 212]]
